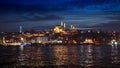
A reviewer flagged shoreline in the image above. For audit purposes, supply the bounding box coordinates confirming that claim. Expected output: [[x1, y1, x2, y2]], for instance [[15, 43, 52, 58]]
[[0, 43, 113, 46]]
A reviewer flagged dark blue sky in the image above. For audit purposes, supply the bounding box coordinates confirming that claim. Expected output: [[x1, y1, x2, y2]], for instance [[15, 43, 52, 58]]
[[1, 0, 120, 11], [0, 0, 120, 32]]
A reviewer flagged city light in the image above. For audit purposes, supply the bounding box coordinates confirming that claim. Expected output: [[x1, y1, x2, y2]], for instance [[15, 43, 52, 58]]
[[83, 39, 94, 44], [53, 25, 63, 33], [111, 40, 118, 45], [0, 22, 120, 46]]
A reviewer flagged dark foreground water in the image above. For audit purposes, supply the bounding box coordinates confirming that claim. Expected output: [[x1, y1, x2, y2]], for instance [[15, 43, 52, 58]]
[[0, 45, 120, 68]]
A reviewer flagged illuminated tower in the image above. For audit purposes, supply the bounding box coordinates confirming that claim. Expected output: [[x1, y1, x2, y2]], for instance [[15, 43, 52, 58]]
[[63, 23, 66, 29], [70, 25, 75, 29], [3, 37, 6, 44], [19, 26, 22, 33], [71, 25, 73, 29], [73, 26, 75, 29], [61, 21, 64, 26]]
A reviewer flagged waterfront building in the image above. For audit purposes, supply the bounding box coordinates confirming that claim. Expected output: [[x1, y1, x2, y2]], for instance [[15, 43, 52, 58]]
[[36, 36, 48, 44]]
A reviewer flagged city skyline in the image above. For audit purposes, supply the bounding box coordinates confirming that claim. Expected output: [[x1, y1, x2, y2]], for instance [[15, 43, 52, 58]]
[[0, 1, 120, 67]]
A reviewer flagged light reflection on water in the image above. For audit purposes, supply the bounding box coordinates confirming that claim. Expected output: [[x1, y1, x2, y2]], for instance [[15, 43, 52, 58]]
[[53, 45, 68, 65], [0, 45, 120, 67], [111, 45, 120, 64]]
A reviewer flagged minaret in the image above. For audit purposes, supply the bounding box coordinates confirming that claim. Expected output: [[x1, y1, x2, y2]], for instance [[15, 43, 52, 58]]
[[71, 25, 73, 29], [73, 26, 75, 29], [3, 37, 6, 44], [61, 21, 64, 26], [19, 26, 22, 33], [63, 23, 66, 29], [70, 25, 75, 29]]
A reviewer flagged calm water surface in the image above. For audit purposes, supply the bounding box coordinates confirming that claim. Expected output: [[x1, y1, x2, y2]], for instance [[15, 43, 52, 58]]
[[0, 45, 120, 68]]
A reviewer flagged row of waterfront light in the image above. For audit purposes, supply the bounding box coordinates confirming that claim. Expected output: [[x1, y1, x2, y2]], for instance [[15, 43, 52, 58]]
[[0, 21, 120, 45]]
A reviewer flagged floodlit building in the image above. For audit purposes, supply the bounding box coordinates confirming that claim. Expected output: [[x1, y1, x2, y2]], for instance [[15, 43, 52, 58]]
[[83, 38, 94, 44], [53, 25, 64, 33], [36, 36, 48, 44]]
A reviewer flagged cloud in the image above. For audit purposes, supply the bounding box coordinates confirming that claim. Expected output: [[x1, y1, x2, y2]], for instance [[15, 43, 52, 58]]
[[32, 25, 53, 31], [1, 0, 120, 11], [92, 21, 120, 31], [0, 16, 27, 23], [105, 15, 120, 20], [0, 15, 63, 23], [29, 15, 63, 21]]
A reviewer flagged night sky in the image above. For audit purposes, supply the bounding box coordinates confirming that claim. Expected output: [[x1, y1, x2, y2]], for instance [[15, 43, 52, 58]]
[[0, 0, 120, 32]]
